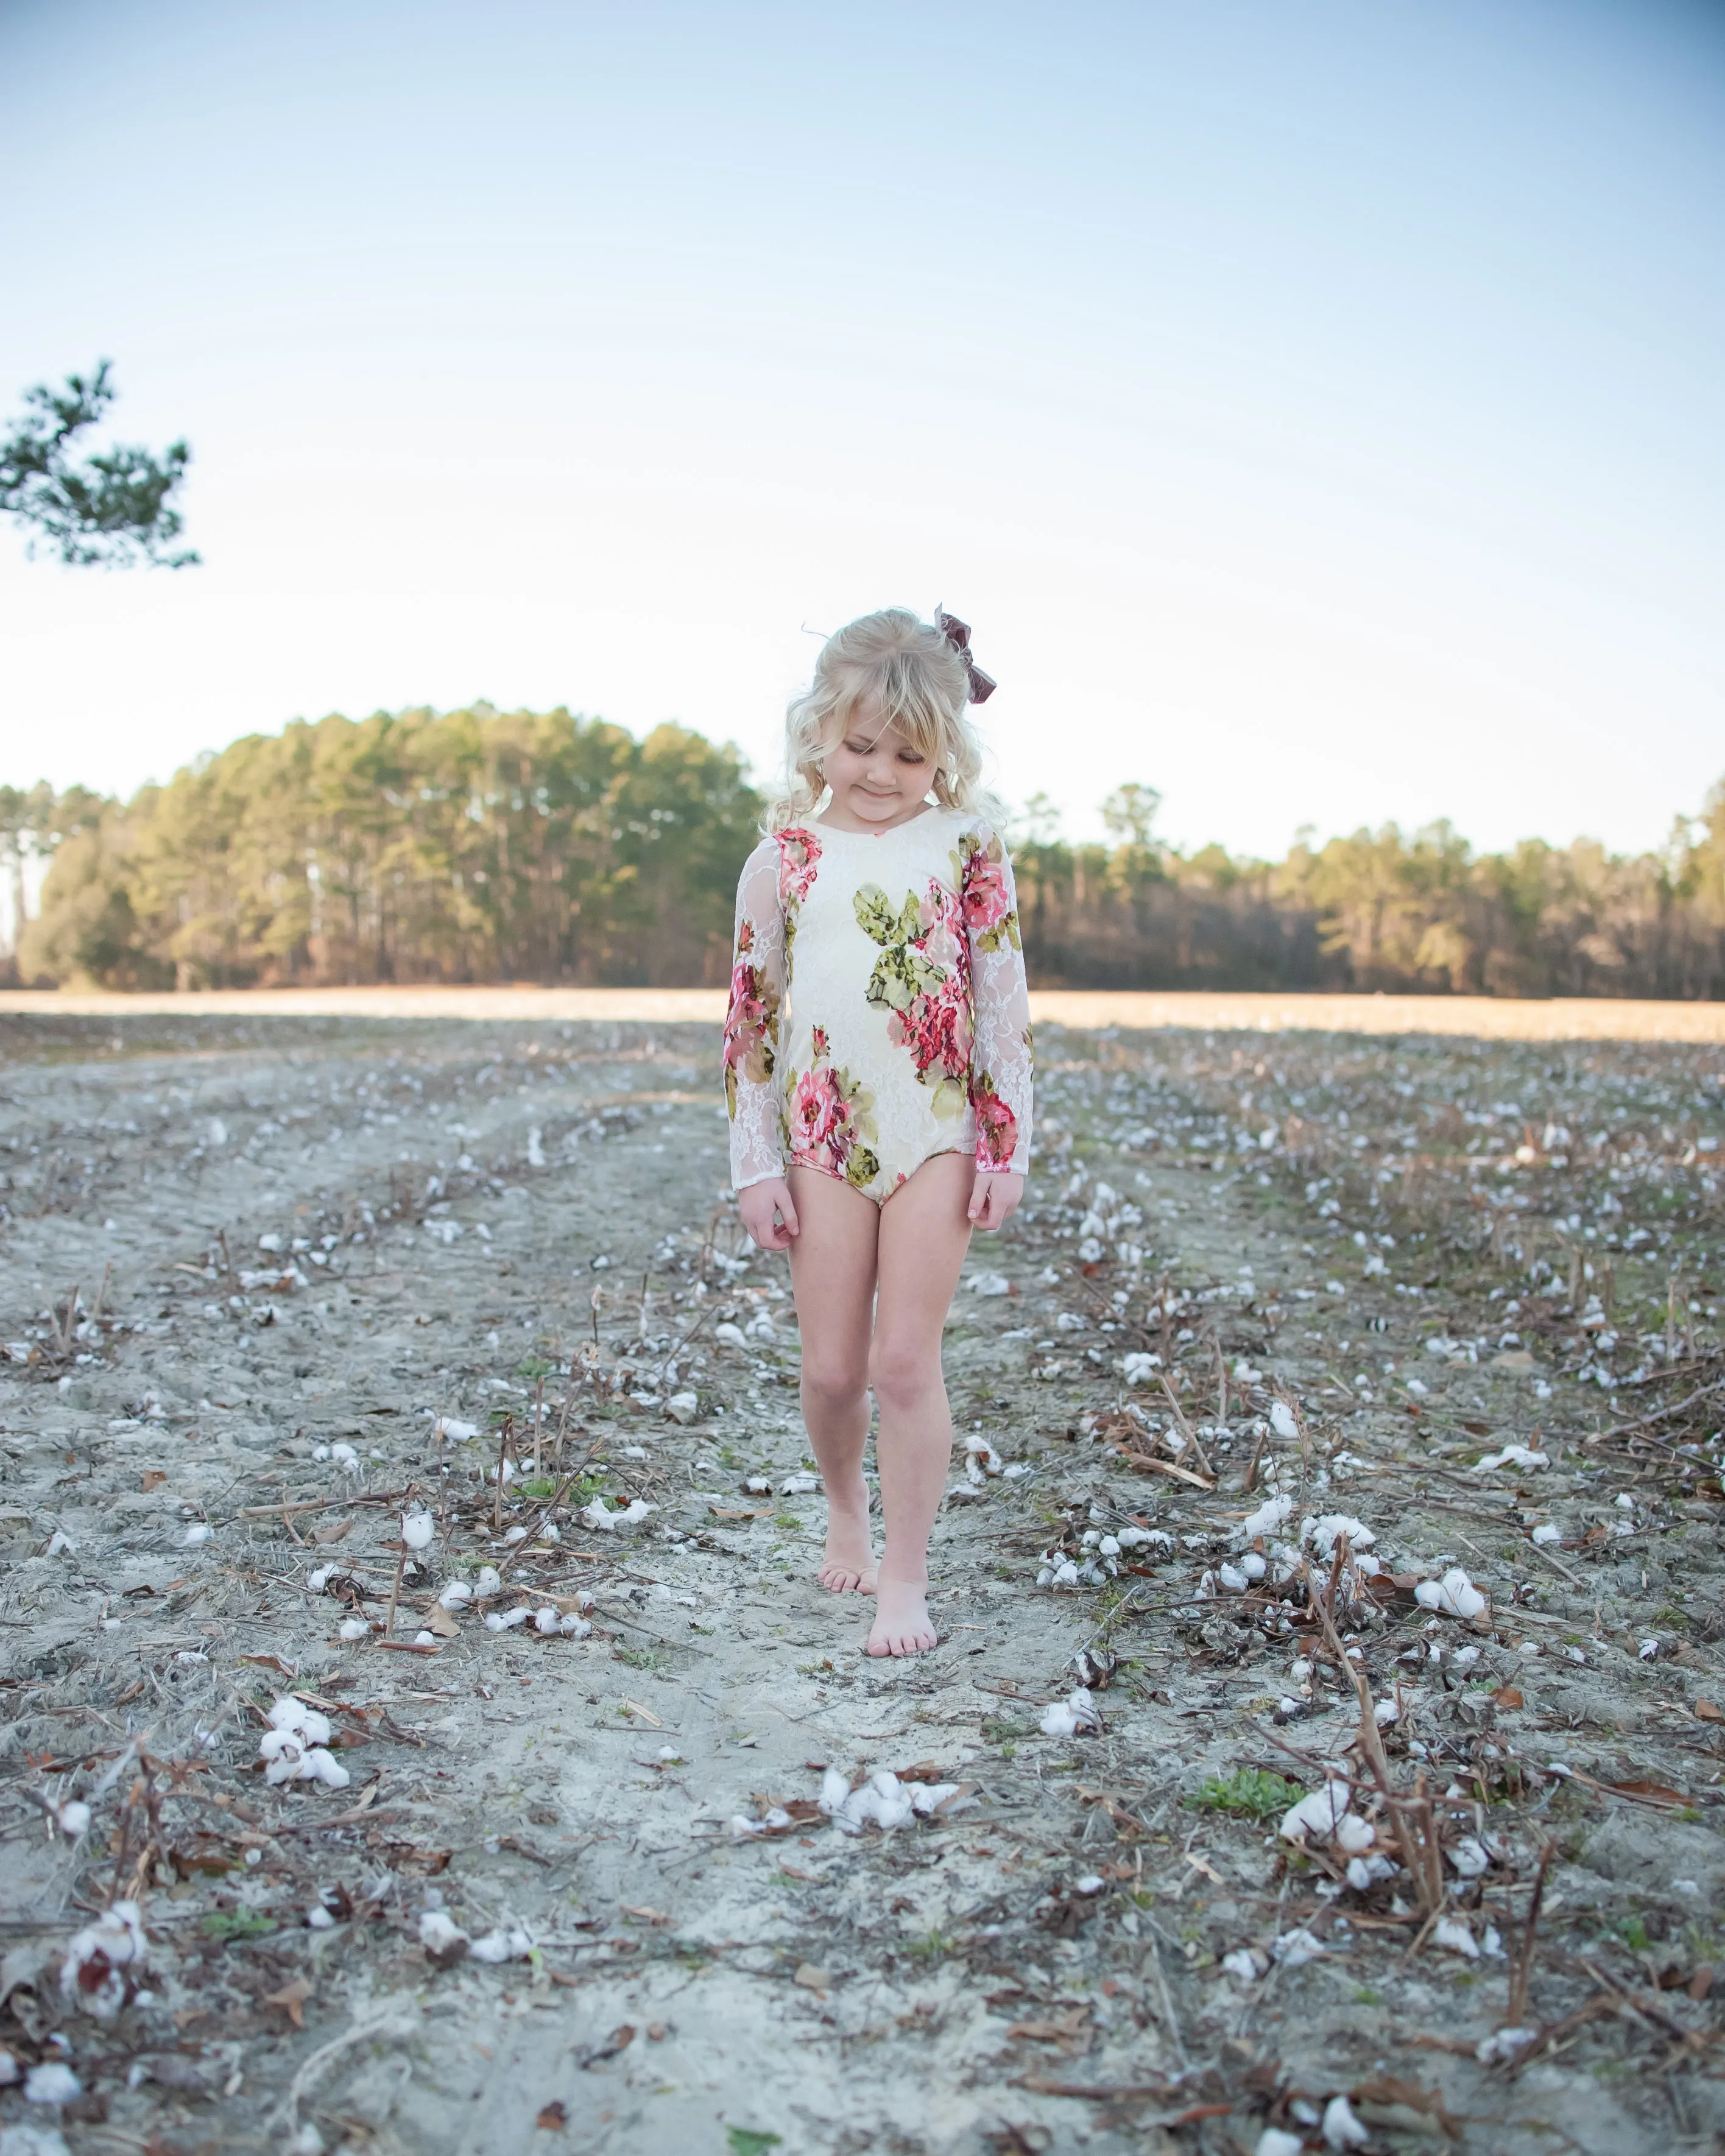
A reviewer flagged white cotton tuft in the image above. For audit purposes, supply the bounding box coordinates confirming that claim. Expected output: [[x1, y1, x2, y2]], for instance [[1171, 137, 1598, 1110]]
[[534, 1605, 559, 1635], [1256, 2132, 1305, 2156], [418, 1909, 470, 1961], [25, 2059, 83, 2104], [1414, 1566, 1488, 1619], [60, 1900, 147, 2021], [1333, 1813, 1375, 1854], [468, 1926, 534, 1962], [401, 1508, 434, 1550], [1268, 1400, 1300, 1442], [1270, 1927, 1325, 1968], [1038, 1688, 1101, 1738], [485, 1606, 531, 1632], [1238, 1492, 1294, 1541], [1280, 1781, 1353, 1844], [1531, 1523, 1561, 1545], [440, 1580, 474, 1607], [56, 1800, 91, 1838], [559, 1612, 591, 1637], [1434, 1915, 1480, 1957], [1322, 2094, 1371, 2150], [182, 1521, 213, 1546], [307, 1565, 334, 1593], [818, 1767, 852, 1816], [338, 1617, 369, 1642]]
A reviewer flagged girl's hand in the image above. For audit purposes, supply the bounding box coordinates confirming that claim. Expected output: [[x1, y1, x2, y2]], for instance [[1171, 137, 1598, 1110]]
[[739, 1177, 800, 1252], [967, 1170, 1025, 1231]]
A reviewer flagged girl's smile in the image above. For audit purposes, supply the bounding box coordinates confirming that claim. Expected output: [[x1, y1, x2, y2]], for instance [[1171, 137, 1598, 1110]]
[[817, 706, 935, 833]]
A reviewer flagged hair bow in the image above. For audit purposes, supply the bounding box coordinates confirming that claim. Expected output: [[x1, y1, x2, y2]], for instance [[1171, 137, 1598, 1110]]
[[935, 610, 997, 703]]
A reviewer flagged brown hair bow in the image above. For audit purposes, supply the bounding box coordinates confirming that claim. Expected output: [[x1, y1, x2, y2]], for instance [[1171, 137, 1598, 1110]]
[[936, 610, 997, 703]]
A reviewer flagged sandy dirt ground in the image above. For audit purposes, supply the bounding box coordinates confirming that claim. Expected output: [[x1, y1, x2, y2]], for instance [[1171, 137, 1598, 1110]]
[[2, 1004, 1724, 2156]]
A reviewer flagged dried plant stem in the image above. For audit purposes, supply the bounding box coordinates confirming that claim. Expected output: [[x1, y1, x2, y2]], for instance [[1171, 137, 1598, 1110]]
[[1507, 1843, 1554, 2028], [1157, 1373, 1213, 1478], [1307, 1547, 1444, 1920], [493, 1414, 513, 1534], [534, 1378, 546, 1477]]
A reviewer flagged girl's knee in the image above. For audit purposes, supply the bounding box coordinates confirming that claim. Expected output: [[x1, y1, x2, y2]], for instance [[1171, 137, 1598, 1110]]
[[802, 1359, 868, 1411], [868, 1337, 940, 1411]]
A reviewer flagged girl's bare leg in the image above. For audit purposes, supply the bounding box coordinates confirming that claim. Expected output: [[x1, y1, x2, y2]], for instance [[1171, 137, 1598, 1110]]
[[786, 1166, 879, 1591], [866, 1151, 974, 1655]]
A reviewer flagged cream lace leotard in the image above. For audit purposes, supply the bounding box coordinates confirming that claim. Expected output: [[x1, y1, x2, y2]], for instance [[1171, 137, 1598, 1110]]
[[724, 808, 1034, 1202]]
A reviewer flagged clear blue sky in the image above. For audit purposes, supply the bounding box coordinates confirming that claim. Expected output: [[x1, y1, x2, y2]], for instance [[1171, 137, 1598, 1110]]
[[2, 0, 1721, 858]]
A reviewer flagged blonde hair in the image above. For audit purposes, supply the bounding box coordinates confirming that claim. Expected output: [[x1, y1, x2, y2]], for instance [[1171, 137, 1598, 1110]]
[[769, 608, 997, 831]]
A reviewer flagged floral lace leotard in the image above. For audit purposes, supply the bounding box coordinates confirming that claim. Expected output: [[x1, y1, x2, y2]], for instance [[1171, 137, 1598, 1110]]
[[724, 808, 1034, 1202]]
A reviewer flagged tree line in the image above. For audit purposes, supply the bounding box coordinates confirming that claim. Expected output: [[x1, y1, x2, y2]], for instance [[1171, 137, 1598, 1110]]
[[3, 713, 1723, 998]]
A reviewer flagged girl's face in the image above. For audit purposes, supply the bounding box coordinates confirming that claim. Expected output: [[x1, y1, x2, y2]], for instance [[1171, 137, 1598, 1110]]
[[820, 703, 935, 829]]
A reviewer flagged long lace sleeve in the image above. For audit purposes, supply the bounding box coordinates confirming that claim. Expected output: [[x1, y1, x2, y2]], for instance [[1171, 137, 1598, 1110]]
[[723, 839, 788, 1189], [959, 822, 1034, 1176]]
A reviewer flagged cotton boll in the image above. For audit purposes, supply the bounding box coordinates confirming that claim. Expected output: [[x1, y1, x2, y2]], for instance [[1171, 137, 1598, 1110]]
[[330, 1443, 359, 1469], [268, 1696, 309, 1731], [402, 1509, 434, 1551], [1333, 1813, 1375, 1855], [1238, 1493, 1294, 1541], [1256, 2132, 1305, 2156], [780, 1470, 822, 1493], [908, 1782, 961, 1816], [469, 1926, 534, 1963], [474, 1566, 501, 1595], [1268, 1400, 1299, 1442], [1434, 1916, 1480, 1957], [301, 1749, 351, 1789], [1322, 2094, 1370, 2150], [503, 1525, 529, 1545], [60, 1900, 147, 2022], [485, 1607, 531, 1632], [1280, 1781, 1352, 1843], [439, 1582, 473, 1608], [818, 1766, 852, 1816], [559, 1612, 591, 1637], [1039, 1687, 1100, 1738], [338, 1618, 369, 1642], [25, 2060, 83, 2103], [1222, 1948, 1262, 1983], [418, 1910, 470, 1963], [1448, 1836, 1492, 1878], [307, 1565, 334, 1593], [1531, 1523, 1561, 1545], [1270, 1927, 1325, 1968], [1414, 1566, 1488, 1619], [434, 1417, 479, 1442], [182, 1522, 213, 1547], [56, 1800, 91, 1838], [534, 1605, 560, 1635], [1218, 1564, 1250, 1593], [1241, 1552, 1267, 1580]]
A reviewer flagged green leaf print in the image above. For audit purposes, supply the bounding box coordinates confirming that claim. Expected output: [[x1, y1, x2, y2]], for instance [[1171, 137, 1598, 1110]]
[[865, 942, 944, 1014], [853, 884, 901, 945], [844, 1144, 881, 1190]]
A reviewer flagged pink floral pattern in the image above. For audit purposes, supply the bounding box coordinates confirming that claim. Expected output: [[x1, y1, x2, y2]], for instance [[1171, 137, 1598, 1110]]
[[722, 917, 779, 1118], [724, 811, 1032, 1196], [786, 1026, 880, 1188], [775, 826, 822, 905]]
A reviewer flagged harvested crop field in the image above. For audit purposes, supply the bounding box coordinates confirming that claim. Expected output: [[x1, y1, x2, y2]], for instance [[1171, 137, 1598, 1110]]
[[2, 1003, 1723, 2156]]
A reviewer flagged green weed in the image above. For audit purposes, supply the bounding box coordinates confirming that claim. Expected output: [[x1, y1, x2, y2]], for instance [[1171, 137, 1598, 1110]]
[[1191, 1768, 1303, 1822]]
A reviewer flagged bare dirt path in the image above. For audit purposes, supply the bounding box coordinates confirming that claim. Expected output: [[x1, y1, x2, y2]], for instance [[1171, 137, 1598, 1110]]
[[2, 1009, 1722, 2155]]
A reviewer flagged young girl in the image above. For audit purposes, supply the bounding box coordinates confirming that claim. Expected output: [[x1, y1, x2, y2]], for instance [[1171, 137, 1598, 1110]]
[[722, 608, 1033, 1657]]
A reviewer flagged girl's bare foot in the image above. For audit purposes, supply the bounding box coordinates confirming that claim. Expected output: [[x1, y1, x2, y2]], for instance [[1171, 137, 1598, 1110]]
[[817, 1481, 874, 1593], [866, 1574, 937, 1656]]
